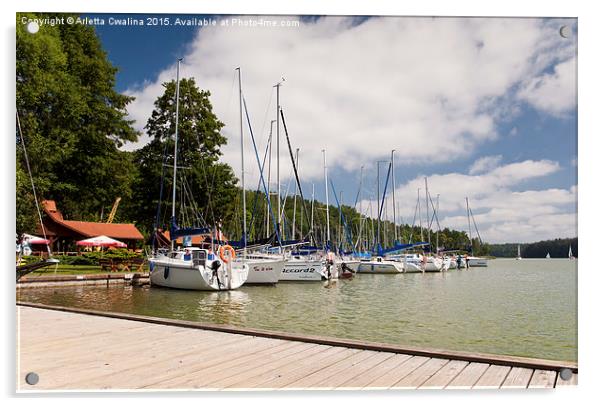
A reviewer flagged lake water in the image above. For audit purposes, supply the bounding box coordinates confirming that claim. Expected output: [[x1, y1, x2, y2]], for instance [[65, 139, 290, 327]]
[[17, 258, 577, 362]]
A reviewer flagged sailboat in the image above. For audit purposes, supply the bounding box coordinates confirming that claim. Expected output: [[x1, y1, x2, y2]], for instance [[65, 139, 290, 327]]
[[274, 98, 327, 282], [232, 67, 285, 285], [516, 244, 522, 260], [464, 197, 488, 267], [568, 245, 575, 260], [546, 252, 551, 259], [149, 60, 249, 291], [422, 178, 443, 272], [355, 158, 405, 274]]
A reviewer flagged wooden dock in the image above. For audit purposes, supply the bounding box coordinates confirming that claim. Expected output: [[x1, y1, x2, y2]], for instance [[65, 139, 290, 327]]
[[17, 272, 149, 289], [16, 302, 577, 391]]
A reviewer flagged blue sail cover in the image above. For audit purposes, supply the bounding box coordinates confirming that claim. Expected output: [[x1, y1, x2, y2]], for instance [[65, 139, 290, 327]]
[[291, 245, 319, 256], [376, 242, 430, 256], [169, 218, 211, 240]]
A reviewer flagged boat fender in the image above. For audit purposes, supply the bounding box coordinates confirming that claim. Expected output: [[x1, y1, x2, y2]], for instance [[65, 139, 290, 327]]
[[219, 245, 236, 263], [164, 266, 169, 279]]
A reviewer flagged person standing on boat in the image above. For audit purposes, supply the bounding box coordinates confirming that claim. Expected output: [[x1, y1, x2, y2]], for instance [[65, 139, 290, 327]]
[[465, 254, 470, 269], [456, 254, 462, 269]]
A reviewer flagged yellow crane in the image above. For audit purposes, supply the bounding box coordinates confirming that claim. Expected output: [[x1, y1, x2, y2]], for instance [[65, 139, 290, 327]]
[[106, 197, 121, 223]]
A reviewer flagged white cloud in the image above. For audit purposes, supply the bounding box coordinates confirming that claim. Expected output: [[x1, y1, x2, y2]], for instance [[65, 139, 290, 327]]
[[469, 155, 503, 175], [517, 57, 577, 117], [122, 16, 576, 187], [361, 158, 575, 243]]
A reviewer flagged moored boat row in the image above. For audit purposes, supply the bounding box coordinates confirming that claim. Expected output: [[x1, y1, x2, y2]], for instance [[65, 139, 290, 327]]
[[146, 60, 488, 292]]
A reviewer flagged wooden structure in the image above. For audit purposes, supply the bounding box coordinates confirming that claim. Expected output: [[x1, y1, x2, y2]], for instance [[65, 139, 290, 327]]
[[17, 303, 577, 391], [38, 200, 144, 251]]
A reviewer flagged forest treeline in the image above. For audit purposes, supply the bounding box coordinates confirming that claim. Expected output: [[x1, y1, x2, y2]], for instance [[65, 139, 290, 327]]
[[487, 238, 577, 258]]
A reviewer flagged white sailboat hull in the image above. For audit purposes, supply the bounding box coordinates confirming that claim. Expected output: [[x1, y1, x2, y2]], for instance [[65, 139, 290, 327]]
[[149, 258, 248, 291], [424, 257, 444, 272], [402, 262, 423, 273], [466, 257, 488, 267], [356, 260, 404, 274], [279, 259, 326, 281], [243, 258, 285, 284]]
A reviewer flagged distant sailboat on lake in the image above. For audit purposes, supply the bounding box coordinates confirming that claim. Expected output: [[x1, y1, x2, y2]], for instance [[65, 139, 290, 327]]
[[516, 244, 522, 260], [546, 252, 551, 259], [568, 245, 575, 260]]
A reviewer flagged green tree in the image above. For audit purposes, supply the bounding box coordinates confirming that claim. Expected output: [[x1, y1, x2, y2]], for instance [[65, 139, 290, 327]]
[[130, 78, 239, 235], [16, 12, 138, 223], [15, 160, 38, 236]]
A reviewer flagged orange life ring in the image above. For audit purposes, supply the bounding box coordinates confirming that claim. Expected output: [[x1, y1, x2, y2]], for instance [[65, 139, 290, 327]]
[[219, 245, 236, 263]]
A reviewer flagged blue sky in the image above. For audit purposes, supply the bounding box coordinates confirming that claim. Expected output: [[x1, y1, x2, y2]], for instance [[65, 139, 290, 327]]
[[89, 14, 577, 243]]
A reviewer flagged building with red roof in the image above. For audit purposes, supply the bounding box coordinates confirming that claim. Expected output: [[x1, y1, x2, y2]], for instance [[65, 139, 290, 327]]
[[39, 200, 144, 252]]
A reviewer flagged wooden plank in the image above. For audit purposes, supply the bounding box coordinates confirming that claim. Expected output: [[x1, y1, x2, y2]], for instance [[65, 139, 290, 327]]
[[23, 330, 254, 389], [282, 350, 377, 389], [473, 365, 511, 389], [202, 341, 312, 388], [528, 369, 557, 388], [556, 372, 578, 386], [500, 367, 534, 389], [70, 335, 272, 390], [310, 351, 395, 389], [19, 323, 167, 355], [237, 346, 352, 389], [210, 343, 324, 389], [446, 362, 489, 389], [391, 357, 449, 389], [365, 356, 430, 390], [20, 324, 224, 365], [418, 360, 469, 389], [20, 327, 202, 374], [149, 339, 300, 389], [336, 353, 412, 390]]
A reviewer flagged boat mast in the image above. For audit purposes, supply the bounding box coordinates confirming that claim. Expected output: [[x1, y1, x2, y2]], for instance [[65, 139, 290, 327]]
[[236, 67, 246, 258], [425, 177, 430, 251], [396, 201, 401, 244], [358, 165, 364, 251], [417, 188, 423, 242], [338, 191, 343, 251], [436, 194, 440, 254], [311, 183, 315, 242], [391, 150, 397, 243], [16, 111, 50, 255], [266, 119, 275, 238], [323, 149, 330, 248], [274, 80, 283, 240], [171, 58, 182, 251], [466, 197, 473, 251], [376, 162, 380, 251], [292, 148, 299, 240]]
